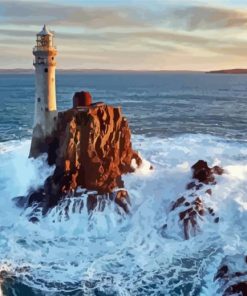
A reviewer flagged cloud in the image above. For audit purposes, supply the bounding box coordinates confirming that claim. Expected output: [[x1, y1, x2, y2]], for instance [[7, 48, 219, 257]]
[[1, 1, 247, 32], [0, 28, 34, 37], [168, 5, 247, 30], [0, 0, 146, 28], [2, 26, 247, 58]]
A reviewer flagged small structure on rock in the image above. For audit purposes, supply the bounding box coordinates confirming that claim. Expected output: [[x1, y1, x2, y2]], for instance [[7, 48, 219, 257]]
[[73, 91, 92, 108]]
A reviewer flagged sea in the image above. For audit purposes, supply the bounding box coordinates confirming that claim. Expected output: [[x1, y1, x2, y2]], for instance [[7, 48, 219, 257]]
[[0, 72, 247, 295]]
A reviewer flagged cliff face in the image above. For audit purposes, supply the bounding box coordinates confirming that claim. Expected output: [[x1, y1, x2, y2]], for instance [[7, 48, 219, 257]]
[[27, 101, 142, 213], [48, 103, 141, 194]]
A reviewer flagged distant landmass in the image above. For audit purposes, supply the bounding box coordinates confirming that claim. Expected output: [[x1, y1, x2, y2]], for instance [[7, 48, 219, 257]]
[[2, 68, 247, 75], [207, 69, 247, 74], [0, 68, 201, 75]]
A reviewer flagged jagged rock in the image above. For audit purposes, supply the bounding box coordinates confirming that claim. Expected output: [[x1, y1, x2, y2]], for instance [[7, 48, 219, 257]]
[[26, 97, 141, 214], [86, 190, 130, 214], [15, 187, 131, 217], [164, 160, 223, 240], [205, 188, 212, 196], [191, 160, 224, 185], [224, 282, 247, 295], [171, 196, 186, 211], [47, 103, 141, 194], [114, 190, 131, 214], [215, 255, 247, 296], [170, 194, 217, 240]]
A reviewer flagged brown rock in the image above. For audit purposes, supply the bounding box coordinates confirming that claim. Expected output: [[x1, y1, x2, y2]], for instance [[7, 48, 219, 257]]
[[171, 196, 186, 211], [87, 194, 98, 213], [212, 165, 224, 175], [191, 160, 224, 185], [86, 190, 130, 214], [167, 160, 224, 240], [28, 100, 141, 213], [224, 282, 247, 296], [49, 104, 141, 194], [114, 190, 130, 213], [191, 160, 215, 184], [215, 255, 247, 295], [205, 189, 212, 195], [186, 182, 196, 190], [170, 193, 205, 240]]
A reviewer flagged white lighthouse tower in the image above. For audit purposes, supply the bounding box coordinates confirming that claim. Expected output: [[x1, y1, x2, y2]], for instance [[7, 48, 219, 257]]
[[33, 25, 57, 136], [30, 25, 57, 156]]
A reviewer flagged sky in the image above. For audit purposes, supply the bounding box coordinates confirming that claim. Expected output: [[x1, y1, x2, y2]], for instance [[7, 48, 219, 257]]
[[1, 0, 247, 70]]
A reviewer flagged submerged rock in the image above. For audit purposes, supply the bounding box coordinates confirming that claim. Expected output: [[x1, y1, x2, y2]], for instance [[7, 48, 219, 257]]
[[26, 92, 142, 214], [215, 255, 247, 296], [164, 160, 223, 240]]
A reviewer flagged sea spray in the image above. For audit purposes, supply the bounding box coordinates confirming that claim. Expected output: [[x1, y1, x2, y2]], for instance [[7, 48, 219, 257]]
[[0, 134, 247, 294]]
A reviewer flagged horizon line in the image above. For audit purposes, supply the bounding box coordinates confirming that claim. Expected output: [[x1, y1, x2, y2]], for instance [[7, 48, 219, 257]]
[[1, 68, 247, 74], [0, 68, 208, 74]]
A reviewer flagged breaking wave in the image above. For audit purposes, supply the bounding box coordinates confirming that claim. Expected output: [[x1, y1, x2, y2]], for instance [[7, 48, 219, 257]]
[[0, 134, 247, 295]]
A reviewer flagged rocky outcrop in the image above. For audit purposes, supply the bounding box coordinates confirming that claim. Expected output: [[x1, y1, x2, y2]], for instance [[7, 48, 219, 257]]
[[214, 255, 247, 295], [163, 160, 224, 240], [189, 160, 224, 186], [47, 104, 141, 194], [26, 93, 142, 214]]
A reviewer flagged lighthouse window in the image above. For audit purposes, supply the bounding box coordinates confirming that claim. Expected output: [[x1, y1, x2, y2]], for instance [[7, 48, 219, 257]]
[[37, 97, 41, 102], [44, 68, 48, 73]]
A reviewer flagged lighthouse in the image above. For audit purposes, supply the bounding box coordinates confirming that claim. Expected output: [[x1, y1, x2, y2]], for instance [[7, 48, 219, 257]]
[[30, 25, 58, 157]]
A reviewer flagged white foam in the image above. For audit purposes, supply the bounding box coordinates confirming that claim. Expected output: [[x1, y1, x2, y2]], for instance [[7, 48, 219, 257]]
[[0, 134, 247, 294]]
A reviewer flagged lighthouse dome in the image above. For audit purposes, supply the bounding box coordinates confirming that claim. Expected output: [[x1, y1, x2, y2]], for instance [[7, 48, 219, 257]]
[[37, 25, 53, 36]]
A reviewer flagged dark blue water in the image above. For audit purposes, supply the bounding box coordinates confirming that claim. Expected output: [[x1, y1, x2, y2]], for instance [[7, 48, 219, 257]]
[[1, 72, 247, 142]]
